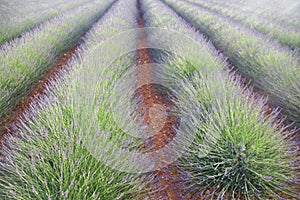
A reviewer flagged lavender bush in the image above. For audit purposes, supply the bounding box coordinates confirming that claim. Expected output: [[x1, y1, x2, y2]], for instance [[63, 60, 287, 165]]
[[163, 0, 300, 128], [0, 0, 92, 44], [0, 0, 114, 127], [185, 0, 300, 49], [141, 0, 299, 198], [0, 0, 150, 199]]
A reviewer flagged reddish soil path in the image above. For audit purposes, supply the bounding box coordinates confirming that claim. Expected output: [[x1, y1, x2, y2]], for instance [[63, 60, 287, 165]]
[[135, 1, 186, 199], [0, 46, 78, 148]]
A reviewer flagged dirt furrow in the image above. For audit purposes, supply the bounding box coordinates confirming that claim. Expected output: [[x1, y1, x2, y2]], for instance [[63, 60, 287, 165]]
[[135, 1, 188, 199], [0, 46, 78, 148]]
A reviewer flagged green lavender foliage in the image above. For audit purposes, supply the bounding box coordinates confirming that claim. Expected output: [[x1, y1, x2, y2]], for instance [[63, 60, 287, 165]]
[[0, 0, 114, 126], [0, 99, 142, 199], [190, 0, 300, 28], [141, 0, 298, 198], [0, 0, 150, 199], [0, 0, 92, 44], [185, 0, 300, 49], [173, 71, 298, 199], [162, 0, 300, 127]]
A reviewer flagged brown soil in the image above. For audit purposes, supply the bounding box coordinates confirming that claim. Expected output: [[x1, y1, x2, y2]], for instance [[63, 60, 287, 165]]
[[0, 46, 78, 148], [135, 1, 187, 199]]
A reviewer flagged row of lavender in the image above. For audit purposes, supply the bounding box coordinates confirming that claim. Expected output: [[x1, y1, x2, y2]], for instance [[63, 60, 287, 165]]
[[140, 0, 298, 199], [202, 0, 300, 29], [0, 0, 298, 199], [0, 0, 92, 44], [0, 0, 114, 127], [0, 0, 151, 199], [185, 0, 300, 49], [162, 0, 300, 128]]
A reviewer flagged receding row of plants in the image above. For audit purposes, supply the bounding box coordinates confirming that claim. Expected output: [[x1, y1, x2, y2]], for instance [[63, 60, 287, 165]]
[[162, 0, 300, 128], [184, 0, 300, 49], [193, 0, 300, 29], [0, 0, 66, 16], [0, 0, 115, 128], [140, 0, 298, 199], [0, 0, 155, 199], [210, 0, 300, 29], [0, 0, 92, 44]]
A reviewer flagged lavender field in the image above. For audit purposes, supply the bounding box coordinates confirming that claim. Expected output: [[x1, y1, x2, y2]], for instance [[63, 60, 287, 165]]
[[0, 0, 299, 199]]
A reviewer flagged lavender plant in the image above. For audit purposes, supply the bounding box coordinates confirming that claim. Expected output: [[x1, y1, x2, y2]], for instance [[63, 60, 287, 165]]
[[185, 0, 300, 49], [0, 0, 92, 44], [0, 0, 149, 199], [141, 0, 299, 198], [0, 99, 144, 199], [173, 71, 298, 199], [0, 0, 114, 127], [162, 0, 300, 128], [208, 0, 300, 29]]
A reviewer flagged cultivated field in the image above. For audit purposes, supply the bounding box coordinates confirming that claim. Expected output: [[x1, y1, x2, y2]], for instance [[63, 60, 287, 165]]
[[0, 0, 299, 199]]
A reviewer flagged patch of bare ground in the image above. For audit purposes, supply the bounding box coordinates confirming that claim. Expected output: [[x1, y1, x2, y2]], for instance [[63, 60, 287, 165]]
[[0, 45, 78, 150], [135, 1, 203, 199]]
